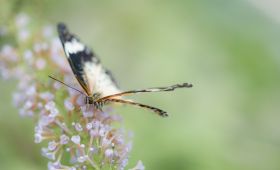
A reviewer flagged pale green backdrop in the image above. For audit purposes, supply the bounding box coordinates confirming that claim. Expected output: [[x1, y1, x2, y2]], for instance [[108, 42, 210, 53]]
[[1, 0, 280, 170]]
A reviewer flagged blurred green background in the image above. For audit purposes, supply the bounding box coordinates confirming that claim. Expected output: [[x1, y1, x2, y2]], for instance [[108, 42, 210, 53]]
[[1, 0, 280, 169]]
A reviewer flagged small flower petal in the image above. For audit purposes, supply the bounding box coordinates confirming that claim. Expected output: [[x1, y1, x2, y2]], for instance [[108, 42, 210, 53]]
[[48, 141, 57, 151], [71, 135, 81, 145], [64, 99, 74, 111], [104, 149, 114, 158], [75, 123, 83, 132], [60, 134, 70, 145]]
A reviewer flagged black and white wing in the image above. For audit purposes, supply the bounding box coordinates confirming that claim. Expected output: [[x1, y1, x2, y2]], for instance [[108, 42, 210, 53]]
[[57, 23, 120, 97]]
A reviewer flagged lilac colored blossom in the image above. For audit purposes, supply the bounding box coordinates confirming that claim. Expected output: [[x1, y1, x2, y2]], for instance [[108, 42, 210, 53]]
[[0, 13, 144, 170], [74, 123, 83, 132], [64, 98, 74, 111], [71, 135, 81, 145], [40, 92, 55, 101], [48, 141, 57, 151], [35, 58, 46, 70], [105, 148, 114, 158], [60, 134, 70, 145]]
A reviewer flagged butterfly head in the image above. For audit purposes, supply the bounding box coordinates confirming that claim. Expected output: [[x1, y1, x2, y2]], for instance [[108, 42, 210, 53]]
[[84, 93, 102, 104], [57, 23, 76, 43]]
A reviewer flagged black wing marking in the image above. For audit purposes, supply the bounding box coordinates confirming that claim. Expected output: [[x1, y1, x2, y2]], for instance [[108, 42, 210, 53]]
[[104, 68, 119, 88], [57, 23, 120, 96]]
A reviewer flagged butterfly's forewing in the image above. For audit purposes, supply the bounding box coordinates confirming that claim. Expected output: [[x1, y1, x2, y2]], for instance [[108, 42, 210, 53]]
[[57, 23, 120, 97], [97, 82, 193, 101]]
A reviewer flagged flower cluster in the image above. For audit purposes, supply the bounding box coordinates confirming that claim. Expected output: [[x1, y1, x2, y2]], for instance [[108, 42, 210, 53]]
[[0, 13, 144, 170]]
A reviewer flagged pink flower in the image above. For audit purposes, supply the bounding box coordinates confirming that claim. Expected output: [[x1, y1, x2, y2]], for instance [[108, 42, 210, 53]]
[[0, 13, 143, 170]]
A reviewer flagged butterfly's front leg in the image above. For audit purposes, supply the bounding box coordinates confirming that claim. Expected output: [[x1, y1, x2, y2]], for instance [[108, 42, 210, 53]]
[[84, 96, 92, 110], [93, 101, 105, 112]]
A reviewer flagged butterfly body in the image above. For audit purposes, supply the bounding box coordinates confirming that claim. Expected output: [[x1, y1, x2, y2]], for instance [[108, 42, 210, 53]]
[[56, 23, 193, 117], [84, 93, 100, 104]]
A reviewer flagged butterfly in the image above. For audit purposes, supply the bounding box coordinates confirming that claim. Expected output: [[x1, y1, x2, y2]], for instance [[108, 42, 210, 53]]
[[52, 23, 193, 117]]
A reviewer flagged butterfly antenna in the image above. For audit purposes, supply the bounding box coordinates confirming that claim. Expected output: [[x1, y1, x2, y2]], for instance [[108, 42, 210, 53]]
[[48, 75, 86, 96]]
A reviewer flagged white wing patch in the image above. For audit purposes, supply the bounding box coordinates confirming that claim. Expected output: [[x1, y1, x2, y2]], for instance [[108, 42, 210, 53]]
[[57, 23, 120, 97], [64, 39, 85, 57], [84, 62, 120, 97]]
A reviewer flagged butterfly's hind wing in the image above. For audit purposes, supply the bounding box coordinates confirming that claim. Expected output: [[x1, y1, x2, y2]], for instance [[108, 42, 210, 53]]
[[57, 23, 120, 97], [104, 98, 168, 117]]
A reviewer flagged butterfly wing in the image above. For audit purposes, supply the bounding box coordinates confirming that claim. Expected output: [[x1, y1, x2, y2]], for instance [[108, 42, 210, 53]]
[[57, 23, 120, 97], [97, 82, 193, 101], [104, 98, 168, 117]]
